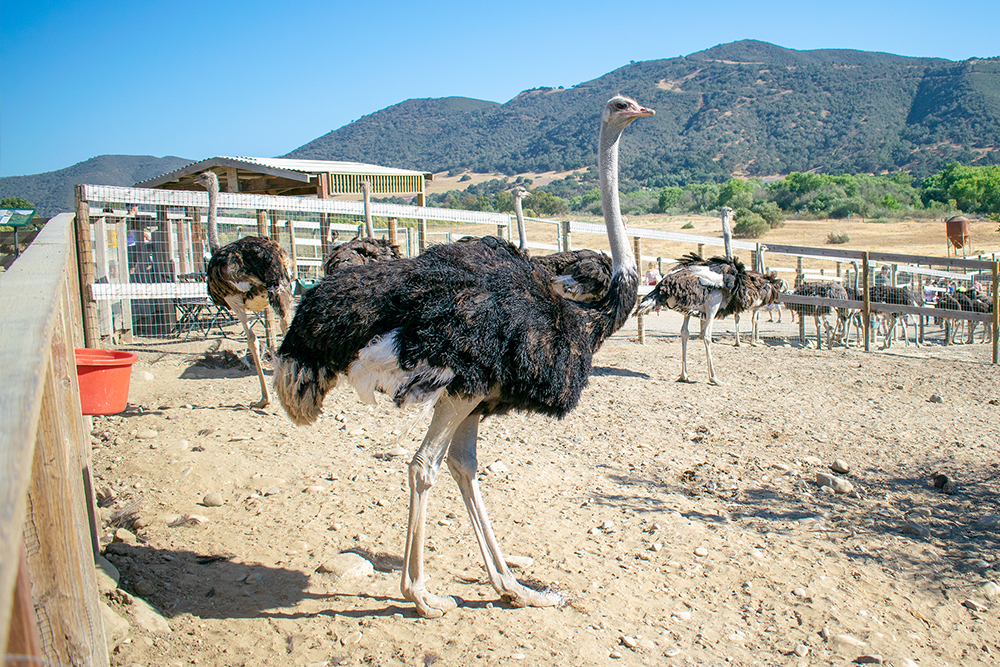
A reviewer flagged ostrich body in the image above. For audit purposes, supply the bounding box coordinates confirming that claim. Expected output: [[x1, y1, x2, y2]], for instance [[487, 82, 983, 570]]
[[838, 262, 864, 347], [323, 182, 402, 275], [635, 251, 749, 385], [785, 279, 848, 350], [869, 284, 923, 348], [273, 96, 652, 618], [194, 171, 293, 409], [732, 270, 786, 347], [512, 186, 612, 302]]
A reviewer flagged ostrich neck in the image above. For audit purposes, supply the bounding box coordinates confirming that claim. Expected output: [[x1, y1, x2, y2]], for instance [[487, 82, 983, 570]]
[[206, 179, 221, 254], [721, 211, 733, 260], [514, 198, 527, 250], [599, 127, 634, 273], [362, 182, 374, 238]]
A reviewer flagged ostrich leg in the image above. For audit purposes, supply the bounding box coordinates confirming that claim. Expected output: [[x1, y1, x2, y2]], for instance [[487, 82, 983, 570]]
[[225, 295, 270, 409], [702, 292, 726, 386], [401, 394, 479, 618], [447, 412, 563, 609], [678, 315, 693, 383]]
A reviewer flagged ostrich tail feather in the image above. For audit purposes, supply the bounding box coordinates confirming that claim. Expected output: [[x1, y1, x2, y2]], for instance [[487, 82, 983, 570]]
[[272, 356, 338, 426]]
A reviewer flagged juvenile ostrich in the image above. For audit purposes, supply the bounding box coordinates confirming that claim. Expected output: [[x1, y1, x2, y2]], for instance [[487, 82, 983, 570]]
[[273, 96, 653, 618], [635, 251, 750, 385], [785, 276, 848, 350], [870, 283, 923, 348], [194, 170, 293, 409], [322, 181, 402, 275], [512, 186, 613, 302]]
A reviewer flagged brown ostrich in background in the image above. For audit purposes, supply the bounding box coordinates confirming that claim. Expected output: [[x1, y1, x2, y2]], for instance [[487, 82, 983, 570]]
[[322, 181, 402, 274], [194, 170, 293, 409]]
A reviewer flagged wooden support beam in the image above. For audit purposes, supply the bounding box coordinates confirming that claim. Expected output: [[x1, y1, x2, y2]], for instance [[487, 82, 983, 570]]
[[635, 237, 644, 345], [862, 251, 871, 352]]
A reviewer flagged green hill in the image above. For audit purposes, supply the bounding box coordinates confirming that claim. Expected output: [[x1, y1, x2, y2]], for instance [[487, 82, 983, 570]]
[[286, 40, 1000, 183], [0, 155, 192, 217]]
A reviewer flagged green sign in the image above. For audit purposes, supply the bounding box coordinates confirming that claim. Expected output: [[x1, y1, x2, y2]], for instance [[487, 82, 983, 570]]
[[0, 209, 36, 227]]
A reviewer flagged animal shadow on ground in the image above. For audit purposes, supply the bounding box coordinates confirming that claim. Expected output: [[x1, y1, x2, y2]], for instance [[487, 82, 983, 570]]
[[591, 457, 1000, 588], [180, 349, 259, 380], [591, 365, 649, 378]]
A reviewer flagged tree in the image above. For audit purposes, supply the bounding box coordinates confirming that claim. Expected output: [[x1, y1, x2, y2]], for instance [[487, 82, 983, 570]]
[[732, 208, 769, 238], [525, 190, 568, 217], [657, 186, 683, 212], [0, 196, 34, 209], [717, 178, 754, 209]]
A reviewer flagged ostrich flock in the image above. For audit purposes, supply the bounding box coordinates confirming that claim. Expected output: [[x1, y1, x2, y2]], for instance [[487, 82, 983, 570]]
[[188, 96, 993, 618]]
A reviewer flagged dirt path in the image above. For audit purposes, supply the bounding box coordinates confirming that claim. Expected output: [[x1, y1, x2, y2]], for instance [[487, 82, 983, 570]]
[[90, 312, 1000, 666]]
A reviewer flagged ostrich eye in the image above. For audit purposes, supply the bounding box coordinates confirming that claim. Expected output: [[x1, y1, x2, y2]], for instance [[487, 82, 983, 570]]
[[614, 101, 627, 109]]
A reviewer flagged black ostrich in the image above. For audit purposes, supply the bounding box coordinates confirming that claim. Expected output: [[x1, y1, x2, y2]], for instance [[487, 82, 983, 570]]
[[838, 261, 864, 347], [785, 276, 849, 350], [273, 96, 653, 618], [935, 291, 964, 344], [194, 170, 293, 409], [323, 181, 402, 275], [870, 283, 923, 348], [635, 251, 750, 385], [512, 186, 612, 302], [954, 289, 992, 343]]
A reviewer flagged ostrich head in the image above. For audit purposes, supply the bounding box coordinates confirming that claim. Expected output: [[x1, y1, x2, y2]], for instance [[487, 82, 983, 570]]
[[193, 170, 219, 191], [602, 95, 655, 130]]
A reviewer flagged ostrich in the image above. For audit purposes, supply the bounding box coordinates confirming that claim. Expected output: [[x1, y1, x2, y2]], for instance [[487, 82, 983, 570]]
[[512, 186, 613, 302], [869, 283, 923, 348], [732, 270, 786, 347], [954, 289, 992, 343], [272, 96, 653, 618], [194, 170, 293, 409], [322, 181, 402, 275], [837, 261, 864, 347], [785, 275, 849, 350], [635, 251, 749, 385]]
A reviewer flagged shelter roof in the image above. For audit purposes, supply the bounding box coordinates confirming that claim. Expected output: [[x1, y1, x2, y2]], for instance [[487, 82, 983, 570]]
[[135, 156, 432, 197]]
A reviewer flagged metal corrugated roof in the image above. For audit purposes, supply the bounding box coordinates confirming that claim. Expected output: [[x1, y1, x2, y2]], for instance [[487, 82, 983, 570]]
[[134, 156, 432, 196]]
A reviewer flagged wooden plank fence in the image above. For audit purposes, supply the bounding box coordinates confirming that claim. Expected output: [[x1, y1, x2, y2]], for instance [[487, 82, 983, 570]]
[[1, 213, 108, 665]]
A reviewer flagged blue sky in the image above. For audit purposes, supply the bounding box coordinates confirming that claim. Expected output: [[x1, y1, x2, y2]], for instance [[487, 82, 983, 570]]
[[2, 0, 998, 177]]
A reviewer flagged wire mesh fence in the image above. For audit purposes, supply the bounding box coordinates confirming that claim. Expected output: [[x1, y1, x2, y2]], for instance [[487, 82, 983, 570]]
[[76, 184, 997, 363]]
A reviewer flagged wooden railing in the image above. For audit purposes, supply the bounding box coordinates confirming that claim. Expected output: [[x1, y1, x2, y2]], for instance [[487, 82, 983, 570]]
[[1, 213, 108, 665]]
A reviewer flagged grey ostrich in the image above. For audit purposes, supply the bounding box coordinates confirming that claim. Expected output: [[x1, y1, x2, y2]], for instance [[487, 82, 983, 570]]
[[870, 282, 923, 348], [323, 181, 402, 275], [272, 96, 653, 618], [194, 170, 293, 409], [785, 275, 848, 350], [635, 249, 751, 385], [512, 186, 613, 302]]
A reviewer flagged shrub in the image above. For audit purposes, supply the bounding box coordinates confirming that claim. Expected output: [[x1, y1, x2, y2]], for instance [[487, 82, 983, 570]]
[[681, 222, 694, 229], [733, 209, 769, 238], [826, 232, 850, 244]]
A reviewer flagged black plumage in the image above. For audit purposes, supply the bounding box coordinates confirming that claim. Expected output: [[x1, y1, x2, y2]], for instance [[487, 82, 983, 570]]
[[195, 170, 293, 409], [785, 279, 849, 350], [635, 252, 749, 385], [273, 96, 653, 618], [322, 237, 402, 274], [511, 185, 612, 302]]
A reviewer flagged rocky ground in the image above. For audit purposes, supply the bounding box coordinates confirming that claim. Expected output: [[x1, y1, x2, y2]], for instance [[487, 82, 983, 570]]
[[85, 310, 1000, 667]]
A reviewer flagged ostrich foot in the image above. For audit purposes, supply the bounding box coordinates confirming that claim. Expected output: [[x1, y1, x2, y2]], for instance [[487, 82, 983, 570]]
[[250, 397, 269, 410], [404, 588, 457, 619], [676, 374, 694, 383], [500, 581, 564, 609], [708, 377, 728, 387]]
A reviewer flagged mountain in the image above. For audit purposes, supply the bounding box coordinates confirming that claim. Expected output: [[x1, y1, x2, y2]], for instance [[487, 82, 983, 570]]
[[0, 155, 192, 217], [286, 40, 1000, 184]]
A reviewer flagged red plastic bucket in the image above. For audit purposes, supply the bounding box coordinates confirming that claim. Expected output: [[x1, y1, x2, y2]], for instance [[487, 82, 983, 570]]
[[74, 348, 139, 415]]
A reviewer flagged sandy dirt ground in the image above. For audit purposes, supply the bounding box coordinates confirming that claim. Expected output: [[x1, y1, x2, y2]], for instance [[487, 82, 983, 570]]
[[89, 301, 1000, 667]]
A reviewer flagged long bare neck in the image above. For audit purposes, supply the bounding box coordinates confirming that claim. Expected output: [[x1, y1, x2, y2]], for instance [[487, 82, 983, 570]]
[[721, 209, 733, 260], [514, 196, 527, 251], [362, 181, 374, 238], [599, 123, 634, 274], [206, 175, 221, 254]]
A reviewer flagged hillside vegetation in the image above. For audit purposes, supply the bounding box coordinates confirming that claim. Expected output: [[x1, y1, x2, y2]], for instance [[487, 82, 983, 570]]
[[288, 40, 1000, 183]]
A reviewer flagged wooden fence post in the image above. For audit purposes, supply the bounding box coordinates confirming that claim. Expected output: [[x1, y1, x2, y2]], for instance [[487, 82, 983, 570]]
[[634, 237, 644, 345], [993, 261, 999, 365], [74, 187, 99, 349], [257, 210, 275, 351], [797, 257, 805, 343], [862, 252, 871, 352]]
